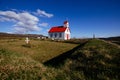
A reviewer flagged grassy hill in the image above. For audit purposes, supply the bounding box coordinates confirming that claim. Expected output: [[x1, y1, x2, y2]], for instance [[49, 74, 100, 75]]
[[57, 39, 120, 80], [0, 39, 120, 80], [100, 36, 120, 45], [0, 32, 46, 39]]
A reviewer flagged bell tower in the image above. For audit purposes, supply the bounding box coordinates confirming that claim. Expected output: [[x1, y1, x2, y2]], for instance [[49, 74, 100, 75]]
[[63, 21, 69, 27]]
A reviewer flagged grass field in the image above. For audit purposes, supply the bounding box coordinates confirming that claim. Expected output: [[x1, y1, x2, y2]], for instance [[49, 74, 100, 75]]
[[0, 39, 120, 80], [60, 39, 120, 80], [0, 39, 77, 63]]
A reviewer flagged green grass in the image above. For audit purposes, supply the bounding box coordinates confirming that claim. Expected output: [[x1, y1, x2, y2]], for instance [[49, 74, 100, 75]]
[[0, 39, 120, 80], [0, 39, 79, 79], [0, 39, 77, 63], [0, 48, 41, 79], [61, 39, 120, 80]]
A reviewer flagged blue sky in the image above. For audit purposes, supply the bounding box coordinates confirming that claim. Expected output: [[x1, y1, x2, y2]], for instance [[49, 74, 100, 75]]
[[0, 0, 120, 38]]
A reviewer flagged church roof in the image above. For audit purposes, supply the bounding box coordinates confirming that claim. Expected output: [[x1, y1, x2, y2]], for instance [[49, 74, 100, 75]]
[[64, 21, 68, 24], [48, 26, 67, 33]]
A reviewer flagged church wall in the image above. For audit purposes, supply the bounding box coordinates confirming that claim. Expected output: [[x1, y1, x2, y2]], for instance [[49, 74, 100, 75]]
[[48, 32, 65, 40]]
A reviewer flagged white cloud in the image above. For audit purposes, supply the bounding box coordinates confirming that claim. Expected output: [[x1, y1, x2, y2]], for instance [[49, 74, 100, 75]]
[[0, 11, 18, 18], [36, 9, 53, 18], [0, 10, 40, 33], [0, 9, 54, 34], [39, 23, 48, 27], [0, 16, 15, 22]]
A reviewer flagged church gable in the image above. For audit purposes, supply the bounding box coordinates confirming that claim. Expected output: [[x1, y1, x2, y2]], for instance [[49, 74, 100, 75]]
[[65, 28, 70, 33]]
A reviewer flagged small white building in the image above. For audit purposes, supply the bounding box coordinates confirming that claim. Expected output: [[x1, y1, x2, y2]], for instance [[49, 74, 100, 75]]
[[48, 21, 71, 40]]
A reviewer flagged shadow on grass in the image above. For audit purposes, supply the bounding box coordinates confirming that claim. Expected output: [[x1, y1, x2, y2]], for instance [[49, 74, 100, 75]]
[[22, 44, 31, 48], [44, 41, 88, 67]]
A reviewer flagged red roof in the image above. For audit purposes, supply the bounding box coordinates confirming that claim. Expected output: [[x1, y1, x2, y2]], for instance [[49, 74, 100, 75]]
[[64, 21, 68, 24], [48, 26, 67, 33]]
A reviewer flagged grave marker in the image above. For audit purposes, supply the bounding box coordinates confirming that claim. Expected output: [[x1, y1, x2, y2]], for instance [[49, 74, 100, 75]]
[[25, 37, 30, 44]]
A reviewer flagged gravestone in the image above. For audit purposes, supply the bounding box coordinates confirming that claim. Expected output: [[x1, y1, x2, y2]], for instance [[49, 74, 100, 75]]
[[25, 37, 30, 44]]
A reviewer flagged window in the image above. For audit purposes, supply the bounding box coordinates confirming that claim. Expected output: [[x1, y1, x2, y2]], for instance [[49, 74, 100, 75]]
[[50, 33, 53, 37], [59, 33, 62, 37], [54, 33, 57, 38]]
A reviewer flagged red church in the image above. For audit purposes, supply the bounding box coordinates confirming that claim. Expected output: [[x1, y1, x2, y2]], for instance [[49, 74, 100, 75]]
[[48, 21, 71, 40]]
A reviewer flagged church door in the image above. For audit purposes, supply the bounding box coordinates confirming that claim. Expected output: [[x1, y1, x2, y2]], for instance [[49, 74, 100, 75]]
[[66, 34, 69, 40]]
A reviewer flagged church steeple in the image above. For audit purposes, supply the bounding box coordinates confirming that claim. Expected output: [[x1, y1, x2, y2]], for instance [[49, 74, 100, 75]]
[[63, 21, 69, 27]]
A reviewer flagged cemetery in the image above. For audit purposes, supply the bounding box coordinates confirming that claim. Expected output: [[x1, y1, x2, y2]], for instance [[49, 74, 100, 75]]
[[0, 37, 77, 63], [0, 36, 120, 79]]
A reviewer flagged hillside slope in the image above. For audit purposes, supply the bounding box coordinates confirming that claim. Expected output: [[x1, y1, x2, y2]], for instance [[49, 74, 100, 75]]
[[56, 39, 120, 80], [100, 36, 120, 45], [0, 39, 120, 80]]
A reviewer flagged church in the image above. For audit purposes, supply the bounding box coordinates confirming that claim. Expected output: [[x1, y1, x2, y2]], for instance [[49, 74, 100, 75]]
[[48, 21, 71, 40]]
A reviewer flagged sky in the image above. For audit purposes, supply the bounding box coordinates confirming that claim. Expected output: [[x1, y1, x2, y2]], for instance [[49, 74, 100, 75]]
[[0, 0, 120, 38]]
